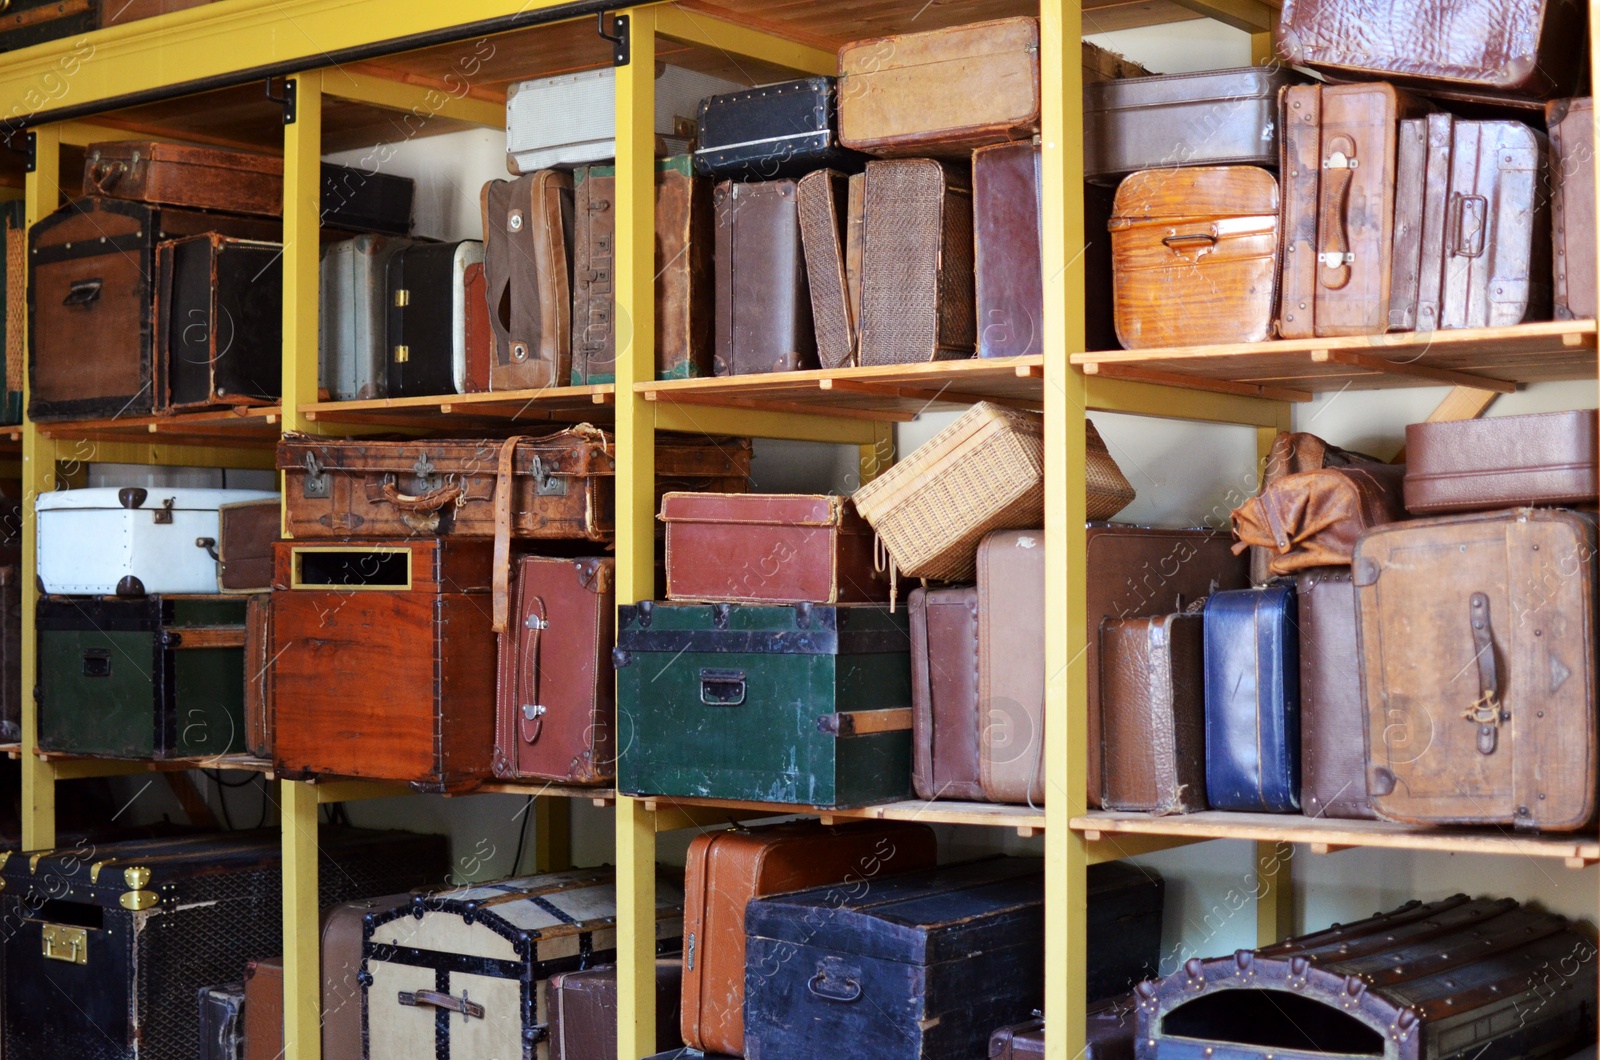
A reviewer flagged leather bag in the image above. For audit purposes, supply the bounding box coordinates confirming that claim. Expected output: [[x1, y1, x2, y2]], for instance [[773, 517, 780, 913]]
[[384, 239, 484, 398], [910, 585, 983, 802], [712, 178, 816, 375], [214, 497, 279, 594], [1403, 410, 1599, 514], [1244, 431, 1391, 585], [989, 997, 1137, 1060], [1548, 97, 1594, 321], [481, 171, 573, 390], [321, 893, 413, 1060], [1203, 585, 1300, 813], [1100, 610, 1206, 815], [1230, 462, 1407, 575], [1295, 567, 1375, 820]]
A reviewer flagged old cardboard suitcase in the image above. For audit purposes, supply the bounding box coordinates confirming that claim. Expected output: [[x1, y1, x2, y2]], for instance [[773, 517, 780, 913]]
[[978, 529, 1046, 805], [363, 868, 685, 1060], [712, 179, 817, 375], [322, 893, 413, 1060], [797, 169, 858, 369], [660, 492, 886, 604], [615, 602, 915, 808], [197, 982, 245, 1060], [548, 961, 684, 1060], [694, 77, 867, 181], [838, 17, 1041, 158], [1388, 118, 1429, 331], [1549, 97, 1594, 321], [2, 200, 24, 423], [385, 239, 484, 398], [243, 592, 271, 759], [974, 142, 1043, 360], [988, 998, 1137, 1060], [269, 538, 497, 792], [242, 957, 283, 1060], [29, 198, 278, 421], [0, 566, 19, 742], [481, 171, 572, 391], [1295, 568, 1375, 820], [910, 585, 983, 802], [494, 555, 615, 785], [0, 828, 445, 1060], [37, 595, 247, 760], [1110, 166, 1279, 348], [156, 234, 282, 412], [318, 234, 416, 401], [1354, 509, 1597, 831], [1137, 895, 1596, 1059], [214, 497, 279, 594], [1403, 410, 1598, 513], [1100, 611, 1206, 815], [1440, 119, 1551, 329], [680, 819, 938, 1055], [1277, 0, 1585, 105], [572, 157, 712, 383], [858, 159, 976, 365], [1203, 585, 1301, 813]]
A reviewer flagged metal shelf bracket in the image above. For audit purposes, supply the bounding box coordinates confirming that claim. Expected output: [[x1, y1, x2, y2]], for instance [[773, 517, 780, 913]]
[[598, 12, 630, 66]]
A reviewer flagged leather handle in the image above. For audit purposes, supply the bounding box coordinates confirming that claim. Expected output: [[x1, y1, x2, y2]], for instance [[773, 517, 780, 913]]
[[87, 161, 126, 194], [518, 596, 547, 745], [492, 435, 529, 634], [379, 481, 463, 514], [398, 990, 485, 1020], [1465, 591, 1503, 755], [63, 278, 103, 308], [1317, 136, 1357, 290], [1448, 193, 1488, 259]]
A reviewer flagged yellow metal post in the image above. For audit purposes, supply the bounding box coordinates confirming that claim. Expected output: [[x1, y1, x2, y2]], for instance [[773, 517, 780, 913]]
[[282, 780, 321, 1060], [283, 70, 323, 436], [859, 421, 895, 486], [615, 9, 661, 1059]]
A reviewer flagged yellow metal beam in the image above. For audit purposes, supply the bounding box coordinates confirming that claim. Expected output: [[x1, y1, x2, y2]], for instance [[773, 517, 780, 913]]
[[320, 68, 505, 130], [654, 4, 836, 75], [313, 779, 413, 803], [282, 781, 321, 1060], [651, 402, 881, 444], [1085, 374, 1289, 428], [282, 71, 322, 437]]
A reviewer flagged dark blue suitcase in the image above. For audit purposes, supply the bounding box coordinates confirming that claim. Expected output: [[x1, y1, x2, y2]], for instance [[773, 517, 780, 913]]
[[1203, 585, 1301, 812]]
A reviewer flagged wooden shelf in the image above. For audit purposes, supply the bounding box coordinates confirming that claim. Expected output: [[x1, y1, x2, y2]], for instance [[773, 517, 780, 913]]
[[637, 356, 1045, 421], [1, 743, 19, 760], [1071, 320, 1598, 402], [302, 386, 615, 431], [474, 781, 618, 804], [1073, 810, 1600, 866], [36, 405, 282, 447], [37, 751, 274, 775], [642, 794, 1046, 835]]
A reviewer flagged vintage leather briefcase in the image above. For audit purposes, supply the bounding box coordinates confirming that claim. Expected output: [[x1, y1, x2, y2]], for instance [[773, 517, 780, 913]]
[[385, 239, 485, 398], [1244, 431, 1391, 585], [550, 961, 685, 1060], [242, 957, 284, 1060], [680, 819, 938, 1056], [1110, 165, 1279, 348], [797, 168, 858, 369], [1295, 567, 1375, 820], [1549, 97, 1594, 321], [1230, 463, 1407, 576], [1204, 585, 1300, 813], [974, 142, 1045, 359], [1100, 610, 1206, 815], [910, 585, 982, 802], [197, 981, 245, 1060], [1403, 410, 1598, 513], [494, 555, 615, 785], [156, 234, 282, 412], [1355, 509, 1597, 831], [482, 171, 572, 390], [319, 233, 417, 401], [695, 77, 867, 180], [978, 529, 1046, 805], [713, 178, 816, 375]]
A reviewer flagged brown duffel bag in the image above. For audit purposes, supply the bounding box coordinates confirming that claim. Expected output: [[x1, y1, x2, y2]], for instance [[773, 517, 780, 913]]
[[1230, 462, 1406, 576]]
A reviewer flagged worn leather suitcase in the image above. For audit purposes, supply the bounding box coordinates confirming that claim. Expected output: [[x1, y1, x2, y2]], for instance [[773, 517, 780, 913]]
[[797, 169, 857, 369], [494, 555, 615, 785], [974, 142, 1043, 359], [680, 820, 938, 1056], [838, 17, 1041, 158], [1404, 410, 1598, 513], [1100, 610, 1206, 815], [1355, 509, 1597, 831], [660, 492, 886, 604], [1138, 894, 1596, 1059], [214, 497, 279, 594], [1388, 117, 1430, 331], [1229, 463, 1407, 576], [0, 566, 19, 743], [695, 77, 867, 181], [988, 998, 1137, 1060], [1085, 67, 1302, 183], [1085, 525, 1251, 808], [1110, 165, 1279, 348], [572, 157, 712, 383], [269, 538, 497, 792], [156, 234, 283, 412], [1203, 585, 1300, 813], [978, 529, 1046, 805], [481, 171, 572, 391], [1295, 568, 1374, 820], [1410, 113, 1456, 332], [198, 981, 246, 1060], [713, 178, 816, 375], [1549, 97, 1594, 321], [1277, 0, 1585, 105], [242, 957, 284, 1060], [385, 239, 485, 398], [858, 158, 976, 364], [549, 961, 684, 1060], [1244, 431, 1391, 585], [910, 584, 983, 802], [244, 592, 271, 760], [321, 892, 413, 1060], [319, 234, 415, 401]]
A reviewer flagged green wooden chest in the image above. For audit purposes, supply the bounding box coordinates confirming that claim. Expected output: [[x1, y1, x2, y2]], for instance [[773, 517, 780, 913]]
[[37, 595, 248, 759], [615, 601, 913, 808]]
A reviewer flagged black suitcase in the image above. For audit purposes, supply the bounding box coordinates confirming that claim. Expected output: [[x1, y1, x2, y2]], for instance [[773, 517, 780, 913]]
[[321, 163, 414, 235], [156, 234, 283, 411], [0, 566, 19, 743], [384, 239, 482, 397], [196, 982, 246, 1060], [693, 77, 869, 181]]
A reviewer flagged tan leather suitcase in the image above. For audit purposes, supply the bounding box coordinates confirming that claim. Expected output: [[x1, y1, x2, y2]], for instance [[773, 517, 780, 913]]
[[480, 171, 573, 390], [1100, 611, 1206, 814], [977, 529, 1046, 805], [1296, 568, 1375, 820], [84, 141, 282, 218], [681, 820, 937, 1055], [322, 893, 413, 1060], [909, 584, 983, 802], [1549, 97, 1594, 321], [242, 956, 284, 1060]]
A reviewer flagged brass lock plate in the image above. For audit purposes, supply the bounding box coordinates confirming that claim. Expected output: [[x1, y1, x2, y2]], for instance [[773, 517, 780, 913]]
[[40, 923, 87, 965]]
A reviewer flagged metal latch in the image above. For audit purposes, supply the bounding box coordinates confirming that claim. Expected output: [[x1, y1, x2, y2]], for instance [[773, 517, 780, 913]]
[[525, 613, 547, 631], [1322, 150, 1358, 169], [393, 289, 411, 307], [41, 924, 87, 965], [1318, 251, 1355, 267], [302, 451, 330, 499], [530, 455, 566, 497], [153, 498, 175, 524], [393, 345, 410, 364], [522, 704, 545, 721]]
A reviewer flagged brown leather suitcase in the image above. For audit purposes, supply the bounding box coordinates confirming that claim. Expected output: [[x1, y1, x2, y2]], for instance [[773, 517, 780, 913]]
[[242, 956, 284, 1060], [1245, 431, 1392, 585], [1099, 611, 1206, 815], [713, 179, 816, 375], [1110, 166, 1279, 348], [978, 529, 1046, 805], [549, 960, 684, 1060], [1295, 567, 1374, 820], [1085, 526, 1250, 808], [215, 497, 279, 594], [84, 141, 283, 218], [660, 492, 887, 604], [481, 171, 573, 390], [681, 820, 938, 1055], [909, 584, 983, 802], [268, 538, 497, 792], [1230, 463, 1407, 576], [838, 17, 1040, 158], [1403, 410, 1598, 513], [858, 159, 975, 365], [322, 892, 411, 1060], [796, 169, 857, 369], [494, 555, 615, 785], [974, 142, 1043, 359], [1355, 509, 1597, 831], [1549, 97, 1594, 321], [244, 592, 272, 760]]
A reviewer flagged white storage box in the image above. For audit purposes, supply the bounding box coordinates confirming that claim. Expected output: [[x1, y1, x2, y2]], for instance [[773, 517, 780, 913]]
[[506, 64, 744, 173], [37, 487, 279, 596]]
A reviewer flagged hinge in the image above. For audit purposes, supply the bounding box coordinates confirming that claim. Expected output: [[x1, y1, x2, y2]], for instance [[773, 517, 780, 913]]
[[266, 76, 297, 125], [598, 12, 629, 66]]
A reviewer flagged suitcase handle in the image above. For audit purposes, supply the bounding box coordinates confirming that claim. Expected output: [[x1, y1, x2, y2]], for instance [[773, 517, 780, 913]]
[[398, 989, 485, 1020], [1160, 231, 1217, 251], [700, 669, 746, 706], [807, 966, 862, 1003], [1465, 591, 1504, 755], [86, 161, 127, 194], [380, 480, 463, 513], [519, 596, 547, 744], [1448, 193, 1488, 259], [62, 278, 103, 308], [1317, 137, 1357, 289]]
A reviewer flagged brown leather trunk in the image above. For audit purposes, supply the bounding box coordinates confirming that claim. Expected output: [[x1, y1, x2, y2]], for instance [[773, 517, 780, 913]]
[[978, 529, 1046, 805], [974, 142, 1043, 359], [1110, 166, 1279, 348], [216, 497, 279, 593], [1355, 509, 1597, 831], [83, 141, 282, 218], [1549, 97, 1594, 321], [796, 169, 857, 369], [1295, 568, 1375, 820], [1085, 526, 1250, 808], [660, 492, 886, 604], [494, 555, 615, 784], [322, 893, 413, 1060], [1230, 463, 1407, 576], [549, 960, 684, 1060], [1245, 431, 1391, 585], [681, 820, 938, 1055], [1100, 612, 1206, 815], [1403, 410, 1599, 514], [480, 171, 573, 390], [462, 260, 491, 392], [242, 957, 285, 1060], [268, 538, 497, 792], [244, 592, 272, 760], [909, 585, 983, 802], [858, 159, 976, 365], [713, 179, 816, 375]]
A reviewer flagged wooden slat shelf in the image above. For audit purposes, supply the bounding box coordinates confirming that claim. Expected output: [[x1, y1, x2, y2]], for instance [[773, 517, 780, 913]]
[[1, 743, 19, 760], [637, 356, 1045, 420], [473, 782, 618, 804], [301, 385, 615, 430], [35, 405, 283, 447], [1073, 810, 1600, 866], [36, 751, 274, 773], [1071, 320, 1598, 401], [642, 794, 1046, 834]]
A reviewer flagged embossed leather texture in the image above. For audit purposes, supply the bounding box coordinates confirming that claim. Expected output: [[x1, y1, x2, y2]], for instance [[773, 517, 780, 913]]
[[910, 585, 984, 801], [1295, 567, 1375, 820], [978, 529, 1047, 805], [712, 179, 817, 375], [1203, 585, 1301, 813], [1230, 463, 1407, 575], [1404, 410, 1599, 513], [1100, 612, 1206, 814], [1549, 97, 1595, 321]]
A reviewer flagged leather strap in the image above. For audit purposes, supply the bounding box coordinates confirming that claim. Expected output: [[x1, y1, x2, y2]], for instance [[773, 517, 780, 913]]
[[1317, 135, 1357, 291], [492, 435, 529, 634], [399, 989, 484, 1020], [1466, 592, 1501, 756], [87, 160, 127, 194], [518, 595, 546, 746]]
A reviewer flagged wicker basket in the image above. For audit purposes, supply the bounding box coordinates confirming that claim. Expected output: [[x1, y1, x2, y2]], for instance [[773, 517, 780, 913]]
[[851, 403, 1134, 583]]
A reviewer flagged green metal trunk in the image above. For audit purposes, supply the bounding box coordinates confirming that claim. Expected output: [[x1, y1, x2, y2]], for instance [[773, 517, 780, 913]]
[[615, 601, 913, 808], [37, 595, 248, 759]]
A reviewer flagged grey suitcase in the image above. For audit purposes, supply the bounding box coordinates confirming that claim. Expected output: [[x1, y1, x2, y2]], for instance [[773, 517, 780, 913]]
[[318, 234, 416, 401]]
